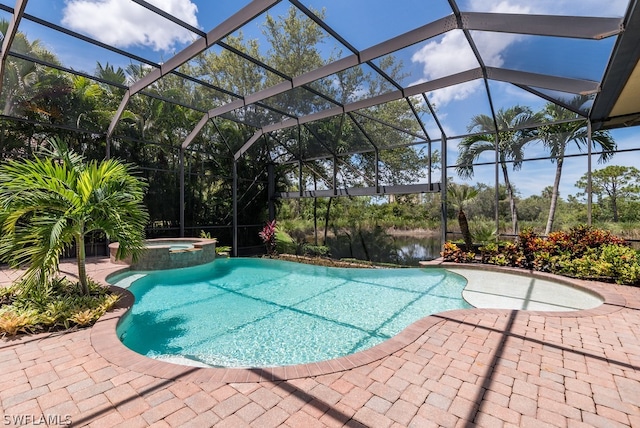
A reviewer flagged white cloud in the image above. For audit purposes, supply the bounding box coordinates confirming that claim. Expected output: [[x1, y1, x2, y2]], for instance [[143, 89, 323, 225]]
[[462, 0, 628, 16], [62, 0, 199, 51], [411, 31, 477, 81], [466, 0, 530, 14], [428, 81, 482, 110], [410, 0, 529, 107], [410, 29, 522, 108]]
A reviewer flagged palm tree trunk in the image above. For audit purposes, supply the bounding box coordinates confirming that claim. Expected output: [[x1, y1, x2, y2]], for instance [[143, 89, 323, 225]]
[[501, 162, 519, 236], [3, 90, 14, 116], [323, 197, 333, 245], [459, 209, 473, 251], [313, 198, 318, 245], [76, 234, 89, 296], [358, 228, 371, 261], [313, 176, 318, 245], [545, 157, 564, 235]]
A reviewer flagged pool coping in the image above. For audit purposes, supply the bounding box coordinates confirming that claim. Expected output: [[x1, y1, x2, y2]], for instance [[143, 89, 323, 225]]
[[90, 261, 629, 383]]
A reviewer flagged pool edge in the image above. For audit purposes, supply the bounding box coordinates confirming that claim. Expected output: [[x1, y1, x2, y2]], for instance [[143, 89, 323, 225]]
[[91, 263, 629, 383]]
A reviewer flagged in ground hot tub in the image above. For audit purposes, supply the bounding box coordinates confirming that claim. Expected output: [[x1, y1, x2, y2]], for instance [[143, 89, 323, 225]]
[[109, 238, 216, 270]]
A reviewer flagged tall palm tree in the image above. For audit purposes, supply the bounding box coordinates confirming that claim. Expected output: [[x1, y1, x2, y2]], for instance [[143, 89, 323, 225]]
[[457, 106, 541, 235], [447, 183, 478, 251], [540, 97, 616, 234], [0, 19, 59, 115], [0, 137, 149, 295]]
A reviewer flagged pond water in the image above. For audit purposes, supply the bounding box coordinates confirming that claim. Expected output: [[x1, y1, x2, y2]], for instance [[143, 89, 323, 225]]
[[325, 231, 441, 266]]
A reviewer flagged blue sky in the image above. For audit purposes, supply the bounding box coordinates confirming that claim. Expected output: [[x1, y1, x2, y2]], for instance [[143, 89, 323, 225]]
[[7, 0, 639, 199]]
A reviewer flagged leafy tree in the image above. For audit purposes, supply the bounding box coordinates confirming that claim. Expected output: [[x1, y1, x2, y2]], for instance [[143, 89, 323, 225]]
[[539, 97, 616, 234], [195, 33, 266, 103], [457, 106, 542, 235], [575, 165, 640, 222], [0, 138, 149, 295], [263, 6, 327, 82], [517, 193, 547, 223]]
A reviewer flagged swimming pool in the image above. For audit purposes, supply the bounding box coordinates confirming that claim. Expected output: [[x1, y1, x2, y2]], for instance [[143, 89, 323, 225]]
[[111, 258, 470, 368]]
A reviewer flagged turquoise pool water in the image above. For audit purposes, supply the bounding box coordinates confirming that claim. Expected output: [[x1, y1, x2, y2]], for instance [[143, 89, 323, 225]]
[[145, 242, 194, 251], [112, 258, 470, 368]]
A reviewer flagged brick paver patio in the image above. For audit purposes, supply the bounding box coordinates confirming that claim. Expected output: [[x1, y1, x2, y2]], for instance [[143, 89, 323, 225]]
[[1, 257, 639, 427]]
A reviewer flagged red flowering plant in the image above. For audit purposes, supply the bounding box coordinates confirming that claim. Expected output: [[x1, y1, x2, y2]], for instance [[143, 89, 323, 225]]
[[259, 219, 277, 256]]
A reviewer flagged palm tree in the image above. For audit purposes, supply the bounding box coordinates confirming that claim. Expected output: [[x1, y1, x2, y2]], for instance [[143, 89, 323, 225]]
[[457, 106, 541, 235], [0, 19, 59, 115], [0, 137, 149, 295], [447, 183, 478, 251], [540, 97, 616, 234], [71, 75, 104, 129]]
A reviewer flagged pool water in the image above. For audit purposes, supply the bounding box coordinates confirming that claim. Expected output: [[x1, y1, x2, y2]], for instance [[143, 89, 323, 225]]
[[112, 258, 470, 368], [145, 242, 194, 251]]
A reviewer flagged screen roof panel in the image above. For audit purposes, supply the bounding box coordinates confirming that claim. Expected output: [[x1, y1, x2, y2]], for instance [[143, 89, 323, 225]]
[[456, 0, 631, 18], [473, 32, 616, 82], [0, 0, 637, 157], [297, 0, 453, 51]]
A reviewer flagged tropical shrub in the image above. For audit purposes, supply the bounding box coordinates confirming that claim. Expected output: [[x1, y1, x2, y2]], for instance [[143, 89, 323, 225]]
[[517, 228, 546, 269], [215, 246, 232, 255], [444, 225, 640, 285], [0, 277, 119, 337], [302, 244, 330, 257], [546, 225, 626, 257], [0, 310, 39, 336], [497, 242, 527, 268], [558, 244, 640, 284], [441, 242, 475, 263], [599, 244, 640, 283], [478, 242, 501, 263]]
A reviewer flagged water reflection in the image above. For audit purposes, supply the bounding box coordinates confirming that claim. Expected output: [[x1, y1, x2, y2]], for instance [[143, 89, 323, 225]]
[[325, 229, 441, 266]]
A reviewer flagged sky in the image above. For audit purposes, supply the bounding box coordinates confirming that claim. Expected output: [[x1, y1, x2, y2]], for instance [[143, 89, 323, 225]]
[[4, 0, 639, 199]]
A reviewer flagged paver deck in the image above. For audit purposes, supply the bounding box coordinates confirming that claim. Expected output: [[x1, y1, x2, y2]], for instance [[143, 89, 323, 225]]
[[1, 257, 639, 427]]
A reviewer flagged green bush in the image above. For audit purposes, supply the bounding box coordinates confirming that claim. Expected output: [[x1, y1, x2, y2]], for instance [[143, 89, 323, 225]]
[[302, 244, 330, 257], [560, 245, 640, 284], [275, 230, 297, 254], [445, 225, 640, 286], [600, 244, 640, 284], [441, 242, 475, 263], [215, 246, 231, 255]]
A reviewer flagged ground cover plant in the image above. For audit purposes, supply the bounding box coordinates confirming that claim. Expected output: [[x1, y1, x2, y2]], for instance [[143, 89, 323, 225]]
[[0, 277, 119, 337], [442, 225, 640, 285]]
